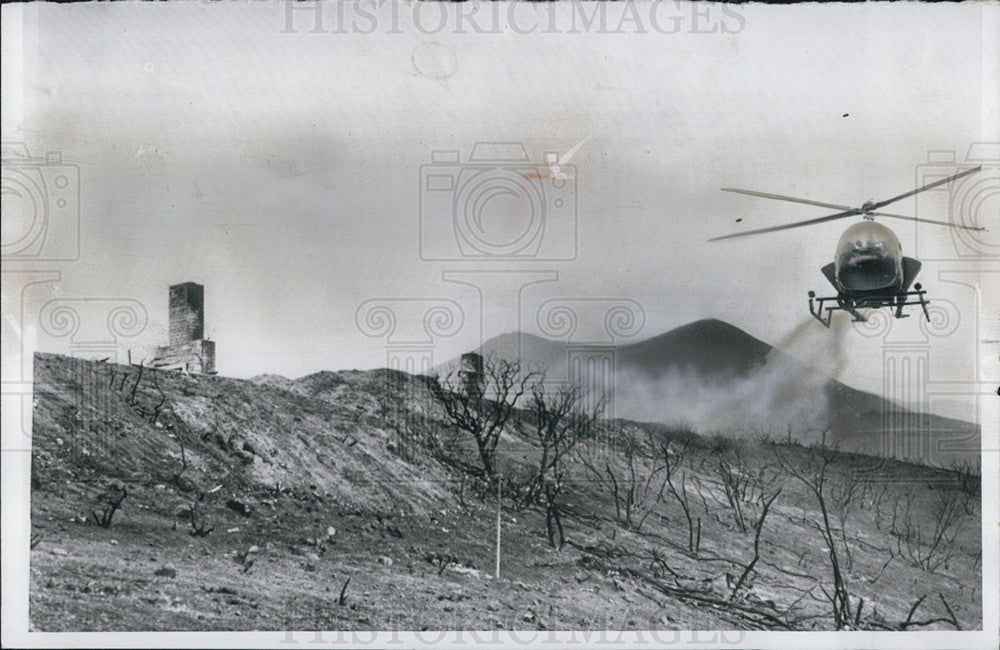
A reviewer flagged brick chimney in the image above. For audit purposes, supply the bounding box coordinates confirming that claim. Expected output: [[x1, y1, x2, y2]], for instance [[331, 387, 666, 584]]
[[152, 282, 216, 374]]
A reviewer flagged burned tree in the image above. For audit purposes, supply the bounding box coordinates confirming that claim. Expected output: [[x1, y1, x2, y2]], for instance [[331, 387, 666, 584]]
[[776, 443, 854, 630], [519, 381, 604, 548], [580, 424, 668, 532], [729, 484, 783, 601], [890, 487, 970, 573], [713, 444, 785, 535], [659, 437, 700, 554], [428, 352, 540, 480], [714, 447, 755, 533]]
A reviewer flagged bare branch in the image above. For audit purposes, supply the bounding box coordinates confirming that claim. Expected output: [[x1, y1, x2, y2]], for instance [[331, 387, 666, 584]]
[[428, 352, 541, 480]]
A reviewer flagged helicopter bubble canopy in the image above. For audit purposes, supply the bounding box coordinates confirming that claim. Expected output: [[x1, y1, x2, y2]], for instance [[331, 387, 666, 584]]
[[835, 221, 903, 291]]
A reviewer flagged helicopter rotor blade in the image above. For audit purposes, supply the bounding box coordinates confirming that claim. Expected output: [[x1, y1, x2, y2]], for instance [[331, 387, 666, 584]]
[[867, 211, 987, 231], [708, 209, 860, 241], [870, 166, 982, 211], [721, 187, 854, 212]]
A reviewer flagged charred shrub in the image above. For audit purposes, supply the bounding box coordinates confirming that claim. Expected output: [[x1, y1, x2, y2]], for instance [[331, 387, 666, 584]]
[[704, 432, 735, 456], [91, 480, 128, 529], [951, 460, 980, 497]]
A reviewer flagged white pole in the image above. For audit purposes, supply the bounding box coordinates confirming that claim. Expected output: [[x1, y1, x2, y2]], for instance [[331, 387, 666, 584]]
[[495, 473, 502, 580]]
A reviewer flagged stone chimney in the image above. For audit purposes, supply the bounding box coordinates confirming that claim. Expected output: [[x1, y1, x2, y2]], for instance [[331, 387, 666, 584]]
[[152, 282, 216, 374], [168, 282, 204, 345], [459, 352, 485, 399]]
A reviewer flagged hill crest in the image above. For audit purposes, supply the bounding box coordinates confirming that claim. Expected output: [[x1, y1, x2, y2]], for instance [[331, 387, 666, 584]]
[[442, 319, 978, 466]]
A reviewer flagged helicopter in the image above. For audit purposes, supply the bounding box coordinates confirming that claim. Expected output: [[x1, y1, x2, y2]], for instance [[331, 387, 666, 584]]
[[710, 166, 984, 327]]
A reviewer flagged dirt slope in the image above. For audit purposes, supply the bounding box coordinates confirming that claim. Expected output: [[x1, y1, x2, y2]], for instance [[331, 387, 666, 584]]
[[29, 353, 982, 632]]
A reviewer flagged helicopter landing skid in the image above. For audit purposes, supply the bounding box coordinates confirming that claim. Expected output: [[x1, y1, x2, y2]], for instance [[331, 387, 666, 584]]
[[807, 284, 931, 328]]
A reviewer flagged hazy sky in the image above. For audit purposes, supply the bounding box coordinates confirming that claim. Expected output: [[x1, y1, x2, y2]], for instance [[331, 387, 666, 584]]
[[3, 2, 997, 423]]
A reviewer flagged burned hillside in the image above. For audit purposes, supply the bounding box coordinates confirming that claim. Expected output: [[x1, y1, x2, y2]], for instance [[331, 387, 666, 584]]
[[29, 353, 982, 632]]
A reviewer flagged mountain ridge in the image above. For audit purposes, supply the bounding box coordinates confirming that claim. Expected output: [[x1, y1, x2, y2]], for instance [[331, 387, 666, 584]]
[[440, 318, 978, 466]]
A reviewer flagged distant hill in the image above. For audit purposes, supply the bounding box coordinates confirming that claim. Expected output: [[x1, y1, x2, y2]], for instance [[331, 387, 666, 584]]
[[444, 319, 979, 467], [617, 319, 773, 379], [448, 319, 773, 380]]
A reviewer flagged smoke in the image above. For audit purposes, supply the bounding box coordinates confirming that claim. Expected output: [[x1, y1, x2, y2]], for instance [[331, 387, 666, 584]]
[[611, 316, 850, 443]]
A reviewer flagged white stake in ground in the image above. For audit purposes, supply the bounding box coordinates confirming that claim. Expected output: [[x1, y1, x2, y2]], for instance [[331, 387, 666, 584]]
[[495, 474, 501, 580]]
